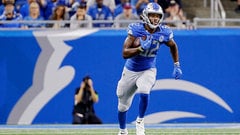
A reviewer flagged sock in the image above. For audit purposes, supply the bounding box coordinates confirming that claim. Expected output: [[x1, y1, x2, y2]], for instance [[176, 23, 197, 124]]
[[138, 93, 149, 118], [136, 117, 144, 122], [118, 111, 127, 129]]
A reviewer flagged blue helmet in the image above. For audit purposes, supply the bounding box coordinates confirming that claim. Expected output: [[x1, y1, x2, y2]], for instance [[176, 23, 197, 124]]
[[141, 2, 164, 29]]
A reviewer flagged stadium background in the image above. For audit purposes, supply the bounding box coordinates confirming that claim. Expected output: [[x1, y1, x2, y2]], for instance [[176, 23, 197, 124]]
[[0, 28, 240, 125]]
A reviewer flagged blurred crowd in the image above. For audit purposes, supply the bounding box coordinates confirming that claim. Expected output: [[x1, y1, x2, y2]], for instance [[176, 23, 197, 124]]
[[232, 0, 240, 13], [0, 0, 187, 28]]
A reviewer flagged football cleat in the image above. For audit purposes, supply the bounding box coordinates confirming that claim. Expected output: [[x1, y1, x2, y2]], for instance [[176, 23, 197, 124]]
[[118, 129, 128, 135], [136, 118, 145, 135]]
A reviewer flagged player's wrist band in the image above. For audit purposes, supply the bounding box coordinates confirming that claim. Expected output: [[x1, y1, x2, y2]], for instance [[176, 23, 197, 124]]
[[138, 46, 144, 52]]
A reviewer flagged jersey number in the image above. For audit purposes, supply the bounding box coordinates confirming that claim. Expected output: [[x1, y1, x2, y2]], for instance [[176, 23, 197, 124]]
[[140, 40, 159, 57]]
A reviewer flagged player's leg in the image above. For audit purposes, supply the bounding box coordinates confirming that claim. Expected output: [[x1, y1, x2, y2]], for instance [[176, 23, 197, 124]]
[[137, 68, 156, 118], [135, 68, 156, 135], [117, 89, 137, 135], [116, 68, 138, 134]]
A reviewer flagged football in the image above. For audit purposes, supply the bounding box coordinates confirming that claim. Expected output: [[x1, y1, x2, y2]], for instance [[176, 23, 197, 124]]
[[132, 36, 147, 47], [133, 38, 140, 47]]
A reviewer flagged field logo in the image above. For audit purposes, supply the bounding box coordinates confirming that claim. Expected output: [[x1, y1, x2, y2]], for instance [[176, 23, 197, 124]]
[[7, 29, 99, 124]]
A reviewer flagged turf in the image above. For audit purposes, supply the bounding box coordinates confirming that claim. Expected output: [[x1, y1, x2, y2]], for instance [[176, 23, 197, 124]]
[[1, 128, 240, 135], [1, 124, 240, 135]]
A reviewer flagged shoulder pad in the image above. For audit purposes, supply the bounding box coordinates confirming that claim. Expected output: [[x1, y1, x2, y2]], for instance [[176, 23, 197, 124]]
[[159, 25, 174, 39]]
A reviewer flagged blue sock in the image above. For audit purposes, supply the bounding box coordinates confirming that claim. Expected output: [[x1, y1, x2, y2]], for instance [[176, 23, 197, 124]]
[[118, 111, 127, 129], [139, 93, 149, 118]]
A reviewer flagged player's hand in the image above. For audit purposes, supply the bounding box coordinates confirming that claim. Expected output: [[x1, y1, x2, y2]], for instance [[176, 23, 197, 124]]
[[172, 62, 182, 79], [140, 35, 152, 50]]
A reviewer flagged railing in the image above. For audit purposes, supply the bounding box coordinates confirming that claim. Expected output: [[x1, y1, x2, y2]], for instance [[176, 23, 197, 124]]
[[0, 20, 192, 30], [193, 18, 240, 29], [0, 18, 239, 31], [201, 0, 226, 27], [193, 0, 230, 28], [211, 0, 226, 26], [203, 0, 226, 19]]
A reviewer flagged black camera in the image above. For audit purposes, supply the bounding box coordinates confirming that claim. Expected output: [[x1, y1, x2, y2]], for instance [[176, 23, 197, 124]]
[[82, 75, 91, 86]]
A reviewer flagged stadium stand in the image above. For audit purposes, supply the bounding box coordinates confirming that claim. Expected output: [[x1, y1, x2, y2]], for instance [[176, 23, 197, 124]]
[[182, 0, 240, 28], [182, 0, 240, 19], [0, 0, 240, 29]]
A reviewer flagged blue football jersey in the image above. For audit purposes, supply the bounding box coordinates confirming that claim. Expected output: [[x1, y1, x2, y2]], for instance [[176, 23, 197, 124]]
[[125, 22, 173, 72]]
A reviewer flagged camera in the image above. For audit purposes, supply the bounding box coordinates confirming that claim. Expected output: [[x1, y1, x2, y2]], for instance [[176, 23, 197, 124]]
[[82, 75, 91, 87]]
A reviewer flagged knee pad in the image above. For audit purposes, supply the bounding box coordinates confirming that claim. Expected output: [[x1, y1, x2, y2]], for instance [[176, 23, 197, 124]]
[[118, 102, 130, 112], [137, 85, 151, 94]]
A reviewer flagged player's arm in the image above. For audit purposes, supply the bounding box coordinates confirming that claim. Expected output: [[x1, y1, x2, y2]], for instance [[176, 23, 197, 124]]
[[165, 39, 179, 63], [122, 34, 143, 59], [166, 39, 182, 79]]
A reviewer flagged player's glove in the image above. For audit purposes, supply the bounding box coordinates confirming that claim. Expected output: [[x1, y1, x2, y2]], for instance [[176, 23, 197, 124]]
[[140, 35, 152, 50], [172, 62, 182, 79]]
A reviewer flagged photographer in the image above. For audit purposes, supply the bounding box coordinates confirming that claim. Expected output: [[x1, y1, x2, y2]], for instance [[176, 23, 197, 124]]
[[72, 75, 102, 124]]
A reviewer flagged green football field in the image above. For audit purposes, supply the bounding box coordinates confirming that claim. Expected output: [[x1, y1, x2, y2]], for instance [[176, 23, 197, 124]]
[[1, 129, 240, 135], [1, 124, 240, 135]]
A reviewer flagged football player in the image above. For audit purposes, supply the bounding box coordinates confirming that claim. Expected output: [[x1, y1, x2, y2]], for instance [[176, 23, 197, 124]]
[[116, 2, 182, 135]]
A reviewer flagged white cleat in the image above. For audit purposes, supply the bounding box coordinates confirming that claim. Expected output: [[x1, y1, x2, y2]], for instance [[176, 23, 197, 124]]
[[118, 129, 128, 135], [136, 118, 145, 135]]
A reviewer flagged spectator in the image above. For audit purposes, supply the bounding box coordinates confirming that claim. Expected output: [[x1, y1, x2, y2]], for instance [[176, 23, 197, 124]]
[[234, 0, 240, 13], [164, 0, 186, 28], [44, 0, 58, 20], [70, 1, 92, 29], [115, 0, 121, 5], [157, 0, 169, 13], [131, 0, 157, 15], [158, 0, 185, 19], [0, 0, 5, 15], [19, 0, 46, 18], [87, 0, 116, 13], [114, 2, 139, 28], [163, 0, 183, 11], [0, 0, 16, 15], [21, 1, 45, 28], [15, 0, 27, 13], [87, 0, 113, 27], [72, 75, 102, 124], [113, 0, 137, 18], [65, 0, 80, 17], [47, 3, 69, 28], [0, 1, 22, 28]]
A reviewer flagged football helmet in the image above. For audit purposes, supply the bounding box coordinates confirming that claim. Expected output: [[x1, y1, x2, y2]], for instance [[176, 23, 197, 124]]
[[141, 2, 164, 29]]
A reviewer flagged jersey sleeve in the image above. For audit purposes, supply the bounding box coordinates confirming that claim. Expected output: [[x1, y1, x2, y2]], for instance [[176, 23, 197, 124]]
[[127, 23, 147, 37], [159, 25, 173, 42], [159, 25, 174, 42]]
